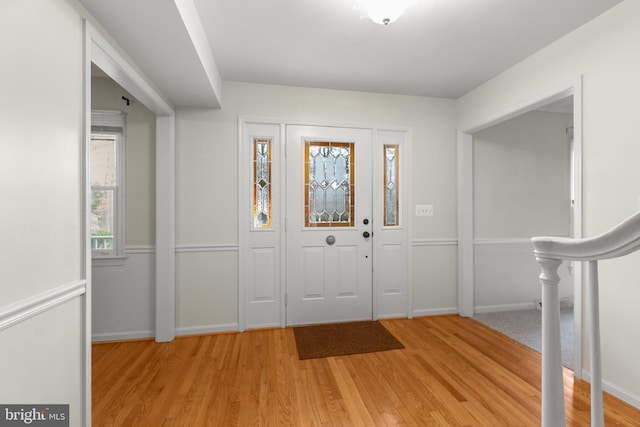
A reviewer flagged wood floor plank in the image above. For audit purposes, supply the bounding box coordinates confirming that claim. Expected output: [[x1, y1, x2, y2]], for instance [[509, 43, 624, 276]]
[[93, 315, 640, 426]]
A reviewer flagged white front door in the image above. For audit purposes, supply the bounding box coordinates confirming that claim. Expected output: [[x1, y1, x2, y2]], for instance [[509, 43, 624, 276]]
[[286, 125, 373, 325]]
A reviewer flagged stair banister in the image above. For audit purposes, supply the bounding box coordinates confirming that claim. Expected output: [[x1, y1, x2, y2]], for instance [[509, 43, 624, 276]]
[[532, 210, 640, 427]]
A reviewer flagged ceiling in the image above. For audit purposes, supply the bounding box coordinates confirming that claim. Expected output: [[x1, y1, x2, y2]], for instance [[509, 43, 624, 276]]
[[81, 0, 622, 108]]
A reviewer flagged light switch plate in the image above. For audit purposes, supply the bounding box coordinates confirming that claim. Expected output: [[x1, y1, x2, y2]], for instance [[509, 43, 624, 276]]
[[416, 204, 434, 217]]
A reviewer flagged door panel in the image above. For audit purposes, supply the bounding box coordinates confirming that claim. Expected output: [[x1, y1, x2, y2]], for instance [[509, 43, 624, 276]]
[[302, 246, 325, 298], [336, 246, 358, 296], [286, 125, 373, 325]]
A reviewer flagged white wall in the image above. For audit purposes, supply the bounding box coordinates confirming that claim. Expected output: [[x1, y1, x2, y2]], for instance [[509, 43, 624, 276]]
[[91, 76, 156, 341], [457, 0, 640, 405], [91, 252, 155, 340], [473, 111, 573, 310], [175, 81, 458, 330], [474, 111, 572, 239], [0, 0, 85, 425]]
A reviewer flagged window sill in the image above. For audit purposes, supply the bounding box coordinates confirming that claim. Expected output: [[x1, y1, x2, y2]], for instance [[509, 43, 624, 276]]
[[91, 255, 128, 267]]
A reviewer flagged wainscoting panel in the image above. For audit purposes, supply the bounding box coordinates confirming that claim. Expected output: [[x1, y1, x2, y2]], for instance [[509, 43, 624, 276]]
[[93, 245, 242, 341], [250, 248, 277, 301], [0, 294, 84, 423], [411, 242, 458, 317], [474, 239, 573, 309], [92, 251, 155, 342], [246, 245, 280, 329], [376, 243, 408, 318], [176, 250, 239, 331]]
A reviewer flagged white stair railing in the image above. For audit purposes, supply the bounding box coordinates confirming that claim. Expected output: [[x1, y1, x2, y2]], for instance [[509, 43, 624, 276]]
[[532, 211, 640, 427]]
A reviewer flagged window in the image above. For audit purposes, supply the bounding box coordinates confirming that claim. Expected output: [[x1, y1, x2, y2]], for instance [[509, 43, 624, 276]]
[[91, 110, 126, 259], [384, 144, 399, 226], [305, 141, 355, 227], [253, 138, 272, 229]]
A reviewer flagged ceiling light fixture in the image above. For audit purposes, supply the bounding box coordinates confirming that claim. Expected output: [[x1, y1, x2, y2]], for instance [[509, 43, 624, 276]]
[[355, 0, 418, 26]]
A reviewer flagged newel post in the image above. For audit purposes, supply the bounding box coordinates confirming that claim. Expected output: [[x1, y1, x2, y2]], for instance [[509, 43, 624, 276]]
[[537, 256, 566, 427]]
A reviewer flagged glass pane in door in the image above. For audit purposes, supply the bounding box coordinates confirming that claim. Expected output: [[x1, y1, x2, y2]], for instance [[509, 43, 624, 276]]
[[305, 141, 355, 227]]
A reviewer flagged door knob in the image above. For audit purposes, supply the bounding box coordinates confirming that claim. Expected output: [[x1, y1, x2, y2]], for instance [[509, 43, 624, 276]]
[[362, 231, 371, 238]]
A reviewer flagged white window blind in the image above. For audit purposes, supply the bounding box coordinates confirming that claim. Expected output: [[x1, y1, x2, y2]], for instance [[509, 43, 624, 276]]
[[91, 110, 126, 134]]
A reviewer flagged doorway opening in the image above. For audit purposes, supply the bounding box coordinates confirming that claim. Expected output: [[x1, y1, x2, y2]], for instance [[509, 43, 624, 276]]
[[89, 64, 158, 343], [86, 23, 176, 347], [457, 78, 583, 376], [84, 21, 177, 426]]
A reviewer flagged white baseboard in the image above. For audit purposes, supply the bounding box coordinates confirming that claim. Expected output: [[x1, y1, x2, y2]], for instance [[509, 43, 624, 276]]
[[534, 297, 574, 311], [92, 330, 154, 342], [176, 323, 239, 336], [413, 307, 458, 317], [580, 370, 640, 410], [560, 298, 574, 308], [376, 313, 410, 320], [91, 323, 250, 342], [243, 322, 281, 331], [474, 302, 537, 314], [414, 302, 574, 317]]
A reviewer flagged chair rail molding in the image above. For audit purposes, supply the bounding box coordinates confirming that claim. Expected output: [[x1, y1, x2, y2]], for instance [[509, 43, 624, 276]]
[[0, 280, 86, 332], [176, 243, 239, 253], [412, 238, 458, 247]]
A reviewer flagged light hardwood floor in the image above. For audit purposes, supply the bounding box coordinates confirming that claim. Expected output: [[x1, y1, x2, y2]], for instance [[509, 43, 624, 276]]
[[93, 315, 640, 426]]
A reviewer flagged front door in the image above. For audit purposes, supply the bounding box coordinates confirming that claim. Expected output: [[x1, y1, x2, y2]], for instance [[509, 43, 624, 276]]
[[286, 125, 373, 325]]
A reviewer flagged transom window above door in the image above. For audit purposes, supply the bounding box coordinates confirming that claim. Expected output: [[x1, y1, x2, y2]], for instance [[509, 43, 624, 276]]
[[304, 141, 355, 227]]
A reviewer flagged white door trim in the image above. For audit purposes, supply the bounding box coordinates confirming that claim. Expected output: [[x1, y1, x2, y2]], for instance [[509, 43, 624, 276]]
[[238, 117, 413, 331], [85, 20, 176, 425], [457, 76, 584, 377]]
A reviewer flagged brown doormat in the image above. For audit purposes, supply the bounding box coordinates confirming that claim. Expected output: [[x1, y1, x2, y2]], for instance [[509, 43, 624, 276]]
[[293, 320, 404, 360]]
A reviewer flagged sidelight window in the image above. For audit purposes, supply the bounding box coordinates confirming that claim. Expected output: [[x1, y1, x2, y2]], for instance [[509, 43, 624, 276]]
[[253, 138, 272, 229], [384, 144, 399, 226]]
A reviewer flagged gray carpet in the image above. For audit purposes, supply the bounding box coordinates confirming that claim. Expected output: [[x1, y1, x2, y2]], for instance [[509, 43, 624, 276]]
[[473, 307, 574, 370]]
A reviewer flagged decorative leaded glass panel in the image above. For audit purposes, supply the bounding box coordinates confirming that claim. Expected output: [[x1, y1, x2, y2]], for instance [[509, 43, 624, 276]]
[[384, 145, 399, 226], [305, 141, 355, 227], [253, 138, 272, 228]]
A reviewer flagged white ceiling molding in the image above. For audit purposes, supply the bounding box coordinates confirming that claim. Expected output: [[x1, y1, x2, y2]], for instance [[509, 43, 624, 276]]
[[89, 24, 174, 116], [81, 0, 222, 108], [174, 0, 223, 108], [536, 96, 574, 114]]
